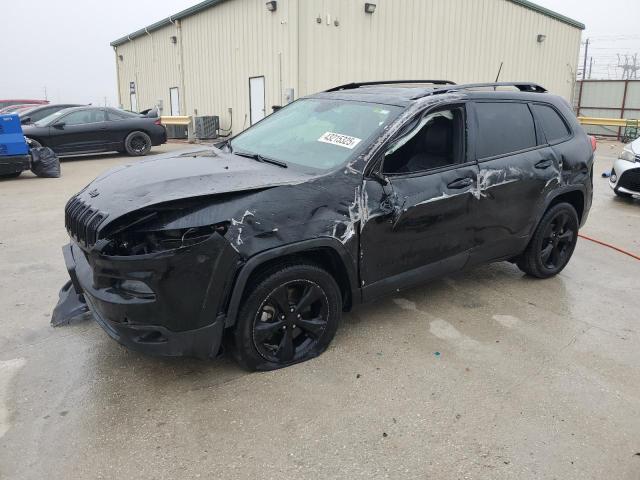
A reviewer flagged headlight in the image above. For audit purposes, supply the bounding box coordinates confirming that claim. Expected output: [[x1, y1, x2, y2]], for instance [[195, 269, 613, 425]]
[[620, 147, 636, 162], [102, 222, 229, 256]]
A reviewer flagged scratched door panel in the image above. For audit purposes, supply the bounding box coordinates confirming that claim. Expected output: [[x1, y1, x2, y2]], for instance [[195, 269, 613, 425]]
[[360, 163, 478, 288]]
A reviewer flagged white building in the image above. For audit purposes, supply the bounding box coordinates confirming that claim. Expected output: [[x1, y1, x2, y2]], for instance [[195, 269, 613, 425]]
[[112, 0, 584, 135]]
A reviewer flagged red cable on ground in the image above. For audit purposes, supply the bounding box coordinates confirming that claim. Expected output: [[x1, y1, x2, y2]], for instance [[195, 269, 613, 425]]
[[578, 234, 640, 261]]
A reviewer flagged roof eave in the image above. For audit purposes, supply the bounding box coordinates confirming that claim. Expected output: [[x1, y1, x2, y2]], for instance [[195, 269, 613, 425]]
[[110, 0, 585, 48], [110, 0, 229, 47], [508, 0, 585, 30]]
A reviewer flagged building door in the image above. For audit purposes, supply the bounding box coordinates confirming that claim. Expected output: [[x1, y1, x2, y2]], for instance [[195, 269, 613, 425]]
[[249, 76, 266, 125], [130, 93, 138, 112], [169, 87, 180, 116]]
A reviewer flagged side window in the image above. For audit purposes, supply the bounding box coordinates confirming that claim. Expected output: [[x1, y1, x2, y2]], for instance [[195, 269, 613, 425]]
[[61, 109, 105, 126], [475, 102, 536, 159], [531, 104, 571, 143], [383, 106, 466, 174]]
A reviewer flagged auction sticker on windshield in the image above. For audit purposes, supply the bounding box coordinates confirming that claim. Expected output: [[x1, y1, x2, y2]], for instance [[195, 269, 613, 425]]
[[318, 132, 362, 149]]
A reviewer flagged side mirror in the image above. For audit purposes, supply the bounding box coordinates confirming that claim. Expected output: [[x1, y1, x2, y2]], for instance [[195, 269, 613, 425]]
[[21, 117, 31, 125], [369, 169, 389, 186], [53, 122, 66, 129]]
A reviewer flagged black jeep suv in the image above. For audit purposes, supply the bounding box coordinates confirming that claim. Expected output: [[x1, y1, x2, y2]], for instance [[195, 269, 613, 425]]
[[53, 81, 594, 370]]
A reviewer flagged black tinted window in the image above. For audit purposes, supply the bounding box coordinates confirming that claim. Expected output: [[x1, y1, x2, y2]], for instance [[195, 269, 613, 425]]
[[62, 109, 106, 125], [475, 102, 536, 159], [108, 109, 139, 120], [532, 104, 570, 143]]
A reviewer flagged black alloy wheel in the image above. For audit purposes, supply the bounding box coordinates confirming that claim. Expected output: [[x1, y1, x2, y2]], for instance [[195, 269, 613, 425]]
[[517, 203, 579, 278], [233, 263, 341, 371], [253, 280, 329, 363], [124, 131, 152, 156], [539, 211, 575, 270]]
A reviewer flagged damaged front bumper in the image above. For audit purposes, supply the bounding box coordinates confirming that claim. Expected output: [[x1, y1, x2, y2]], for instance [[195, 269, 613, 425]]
[[52, 235, 239, 359]]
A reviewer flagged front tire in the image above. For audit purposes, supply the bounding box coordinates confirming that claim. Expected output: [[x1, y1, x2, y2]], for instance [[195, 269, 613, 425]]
[[517, 203, 579, 279], [614, 189, 633, 199], [233, 263, 341, 371], [124, 131, 152, 156]]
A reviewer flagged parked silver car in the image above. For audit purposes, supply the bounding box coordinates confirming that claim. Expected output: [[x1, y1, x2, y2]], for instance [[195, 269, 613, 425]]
[[610, 137, 640, 198]]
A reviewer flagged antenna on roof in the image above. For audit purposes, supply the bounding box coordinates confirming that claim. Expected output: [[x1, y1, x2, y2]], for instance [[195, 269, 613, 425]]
[[495, 61, 504, 83]]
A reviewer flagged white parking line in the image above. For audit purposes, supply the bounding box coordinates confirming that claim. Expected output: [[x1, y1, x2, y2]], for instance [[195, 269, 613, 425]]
[[0, 358, 26, 439]]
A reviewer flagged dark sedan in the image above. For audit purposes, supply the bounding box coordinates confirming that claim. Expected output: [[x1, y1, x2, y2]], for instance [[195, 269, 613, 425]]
[[20, 104, 83, 125], [22, 106, 167, 156]]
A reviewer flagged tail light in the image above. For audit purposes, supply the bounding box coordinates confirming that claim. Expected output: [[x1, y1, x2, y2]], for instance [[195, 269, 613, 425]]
[[589, 135, 597, 152], [154, 119, 162, 126]]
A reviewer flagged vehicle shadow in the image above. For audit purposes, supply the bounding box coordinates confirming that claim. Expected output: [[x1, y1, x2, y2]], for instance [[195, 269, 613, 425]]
[[59, 259, 572, 440], [84, 260, 568, 384]]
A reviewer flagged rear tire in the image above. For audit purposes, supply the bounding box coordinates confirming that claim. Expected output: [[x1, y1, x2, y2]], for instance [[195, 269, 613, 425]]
[[517, 203, 579, 279], [233, 263, 341, 371], [124, 131, 152, 156]]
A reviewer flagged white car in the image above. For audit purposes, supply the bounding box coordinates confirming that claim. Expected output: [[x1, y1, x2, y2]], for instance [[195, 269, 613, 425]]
[[610, 137, 640, 198]]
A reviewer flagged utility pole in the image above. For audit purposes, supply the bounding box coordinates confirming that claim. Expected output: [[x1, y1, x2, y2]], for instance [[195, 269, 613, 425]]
[[577, 38, 589, 116], [582, 38, 590, 80], [44, 86, 48, 100], [588, 57, 593, 79]]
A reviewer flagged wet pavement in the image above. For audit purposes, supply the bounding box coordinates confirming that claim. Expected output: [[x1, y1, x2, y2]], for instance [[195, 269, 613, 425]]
[[0, 142, 639, 479]]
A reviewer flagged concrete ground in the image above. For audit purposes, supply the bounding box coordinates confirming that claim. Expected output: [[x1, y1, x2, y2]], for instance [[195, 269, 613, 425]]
[[0, 141, 638, 480]]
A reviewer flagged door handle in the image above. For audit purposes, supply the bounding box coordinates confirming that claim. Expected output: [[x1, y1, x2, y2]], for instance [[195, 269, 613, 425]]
[[535, 159, 553, 169], [447, 177, 474, 189]]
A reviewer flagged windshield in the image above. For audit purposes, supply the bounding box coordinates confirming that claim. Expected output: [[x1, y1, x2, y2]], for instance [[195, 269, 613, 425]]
[[34, 110, 68, 127], [230, 98, 402, 170]]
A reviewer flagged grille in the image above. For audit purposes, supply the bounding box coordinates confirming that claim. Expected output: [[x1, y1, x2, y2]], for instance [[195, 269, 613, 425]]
[[618, 168, 640, 193], [64, 196, 106, 247]]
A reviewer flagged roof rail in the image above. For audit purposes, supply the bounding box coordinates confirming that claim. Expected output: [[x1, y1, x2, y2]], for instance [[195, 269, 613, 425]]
[[325, 80, 457, 92], [424, 82, 548, 97]]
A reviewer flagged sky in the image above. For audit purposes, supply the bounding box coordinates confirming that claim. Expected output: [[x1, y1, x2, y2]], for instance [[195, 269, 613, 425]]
[[2, 0, 639, 106]]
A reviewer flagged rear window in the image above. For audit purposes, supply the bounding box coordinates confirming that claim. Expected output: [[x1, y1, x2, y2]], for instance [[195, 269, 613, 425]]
[[475, 102, 536, 159], [531, 104, 571, 143], [108, 109, 141, 120], [29, 108, 56, 122]]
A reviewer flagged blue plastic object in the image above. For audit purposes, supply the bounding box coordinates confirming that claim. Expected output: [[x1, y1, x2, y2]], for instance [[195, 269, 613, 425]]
[[0, 114, 29, 156]]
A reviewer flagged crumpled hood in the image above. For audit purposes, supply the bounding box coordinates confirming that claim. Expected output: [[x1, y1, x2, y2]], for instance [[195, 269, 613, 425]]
[[74, 148, 312, 221]]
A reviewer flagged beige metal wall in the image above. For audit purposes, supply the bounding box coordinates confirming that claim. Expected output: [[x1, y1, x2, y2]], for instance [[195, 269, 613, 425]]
[[114, 0, 582, 135], [298, 0, 581, 99], [179, 0, 298, 132], [115, 23, 182, 114]]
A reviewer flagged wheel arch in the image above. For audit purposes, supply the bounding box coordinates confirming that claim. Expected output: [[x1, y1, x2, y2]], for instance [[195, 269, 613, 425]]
[[122, 129, 152, 145], [224, 238, 359, 328], [25, 136, 45, 147], [545, 188, 585, 224], [535, 186, 586, 233]]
